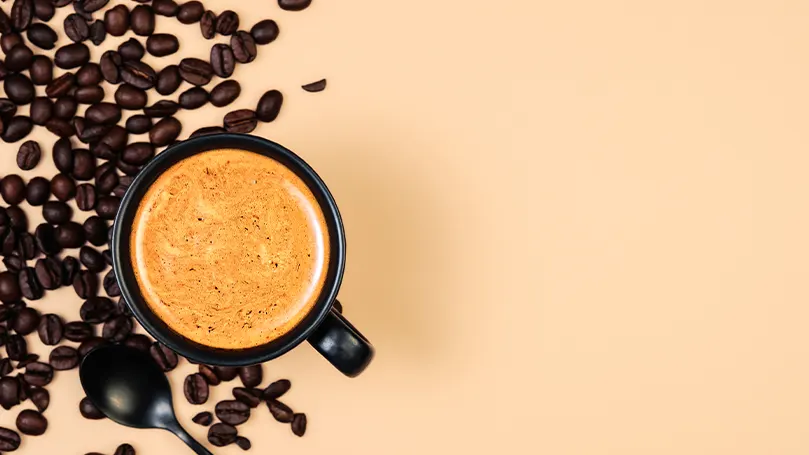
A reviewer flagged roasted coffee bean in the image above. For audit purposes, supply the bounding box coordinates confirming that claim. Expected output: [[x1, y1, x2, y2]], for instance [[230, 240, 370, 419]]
[[46, 72, 76, 99], [123, 333, 152, 352], [198, 365, 220, 385], [73, 270, 98, 299], [49, 345, 79, 371], [179, 58, 213, 86], [114, 443, 135, 455], [38, 314, 63, 345], [18, 267, 43, 300], [149, 342, 178, 372], [5, 334, 26, 361], [149, 117, 181, 146], [210, 80, 240, 107], [236, 436, 251, 450], [45, 118, 75, 138], [0, 33, 22, 54], [268, 400, 294, 423], [233, 387, 262, 408], [89, 20, 106, 45], [104, 4, 129, 36], [64, 321, 93, 342], [77, 337, 106, 358], [55, 43, 90, 69], [77, 63, 102, 87], [118, 38, 145, 61], [7, 206, 26, 232], [1, 231, 18, 256], [155, 64, 180, 95], [30, 98, 52, 126], [61, 256, 80, 286], [0, 8, 9, 34], [200, 10, 215, 39], [215, 400, 250, 426], [302, 78, 327, 93], [224, 109, 258, 133], [120, 60, 156, 90], [190, 126, 226, 138], [112, 176, 133, 197], [115, 84, 147, 110], [82, 0, 109, 13], [52, 138, 74, 173], [50, 174, 75, 202], [256, 90, 283, 122], [126, 114, 152, 134], [30, 387, 48, 412], [57, 223, 84, 250], [79, 246, 104, 273], [2, 116, 33, 143], [0, 272, 21, 303], [214, 366, 239, 382], [231, 32, 257, 63], [17, 233, 38, 260], [177, 1, 203, 24], [117, 160, 142, 176], [23, 362, 52, 387], [11, 0, 33, 32], [16, 409, 46, 436], [13, 307, 39, 335], [102, 315, 131, 342], [79, 396, 105, 419], [130, 4, 155, 36], [75, 85, 105, 104], [75, 184, 97, 212], [0, 99, 17, 124], [0, 359, 10, 376], [84, 217, 108, 247], [64, 13, 89, 42], [100, 50, 122, 83], [5, 74, 35, 105], [143, 100, 179, 117], [52, 97, 77, 121], [0, 426, 20, 451], [33, 0, 54, 21], [153, 0, 178, 16], [1, 175, 24, 206], [72, 0, 92, 21], [96, 196, 120, 220], [73, 148, 96, 180], [192, 411, 213, 426], [263, 379, 291, 400], [102, 271, 119, 299], [178, 87, 208, 110], [238, 364, 262, 388], [14, 353, 34, 368], [207, 423, 237, 447], [29, 56, 53, 86], [26, 23, 56, 50], [2, 254, 23, 273], [80, 296, 114, 323], [34, 225, 60, 256], [145, 33, 179, 57], [291, 413, 307, 437], [279, 0, 312, 11], [216, 10, 239, 36], [184, 373, 209, 405], [86, 102, 121, 125], [75, 120, 111, 146], [210, 43, 235, 78], [6, 44, 33, 71], [93, 126, 128, 160], [0, 376, 20, 409], [16, 140, 40, 170], [122, 142, 153, 165], [251, 19, 279, 45]]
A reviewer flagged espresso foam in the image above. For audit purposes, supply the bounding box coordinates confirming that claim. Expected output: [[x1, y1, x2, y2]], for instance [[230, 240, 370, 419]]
[[131, 149, 330, 349]]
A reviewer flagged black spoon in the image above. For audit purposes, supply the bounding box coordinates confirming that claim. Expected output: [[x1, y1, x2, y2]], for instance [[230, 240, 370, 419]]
[[79, 344, 213, 455]]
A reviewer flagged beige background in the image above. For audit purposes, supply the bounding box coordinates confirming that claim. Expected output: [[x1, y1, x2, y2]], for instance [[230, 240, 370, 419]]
[[1, 0, 807, 454]]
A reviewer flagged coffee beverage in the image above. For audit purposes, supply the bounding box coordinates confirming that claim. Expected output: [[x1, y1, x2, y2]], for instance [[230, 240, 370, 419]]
[[131, 149, 330, 349]]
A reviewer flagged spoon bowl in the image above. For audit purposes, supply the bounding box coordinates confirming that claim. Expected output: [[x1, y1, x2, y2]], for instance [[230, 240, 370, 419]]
[[80, 344, 212, 455]]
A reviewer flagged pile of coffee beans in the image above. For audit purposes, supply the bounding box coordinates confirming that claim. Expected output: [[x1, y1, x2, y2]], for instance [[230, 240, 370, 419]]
[[0, 0, 321, 452]]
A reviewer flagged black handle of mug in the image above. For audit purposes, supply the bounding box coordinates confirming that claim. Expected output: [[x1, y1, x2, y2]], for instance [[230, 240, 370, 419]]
[[308, 301, 374, 377]]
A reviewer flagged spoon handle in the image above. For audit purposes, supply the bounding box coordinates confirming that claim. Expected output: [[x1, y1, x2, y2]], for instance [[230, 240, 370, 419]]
[[166, 420, 213, 455]]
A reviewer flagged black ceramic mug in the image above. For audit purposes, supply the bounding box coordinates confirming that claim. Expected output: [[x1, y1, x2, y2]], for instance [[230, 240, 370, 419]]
[[111, 133, 373, 377]]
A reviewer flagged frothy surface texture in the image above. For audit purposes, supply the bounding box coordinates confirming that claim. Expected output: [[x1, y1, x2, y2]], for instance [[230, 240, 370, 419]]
[[131, 149, 330, 349]]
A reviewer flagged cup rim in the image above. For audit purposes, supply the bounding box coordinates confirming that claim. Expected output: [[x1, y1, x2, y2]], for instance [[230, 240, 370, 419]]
[[111, 133, 346, 366]]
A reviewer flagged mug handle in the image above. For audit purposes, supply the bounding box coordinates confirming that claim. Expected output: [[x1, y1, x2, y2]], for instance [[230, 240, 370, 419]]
[[307, 300, 374, 377]]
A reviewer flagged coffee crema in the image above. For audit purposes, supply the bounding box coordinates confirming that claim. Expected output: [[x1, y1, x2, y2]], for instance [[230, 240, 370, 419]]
[[131, 149, 330, 349]]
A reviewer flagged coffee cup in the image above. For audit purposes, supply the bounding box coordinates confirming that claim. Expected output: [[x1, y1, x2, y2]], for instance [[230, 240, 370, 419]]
[[111, 133, 373, 376]]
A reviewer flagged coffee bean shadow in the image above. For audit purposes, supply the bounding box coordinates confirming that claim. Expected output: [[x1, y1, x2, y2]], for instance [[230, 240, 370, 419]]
[[310, 140, 456, 368]]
